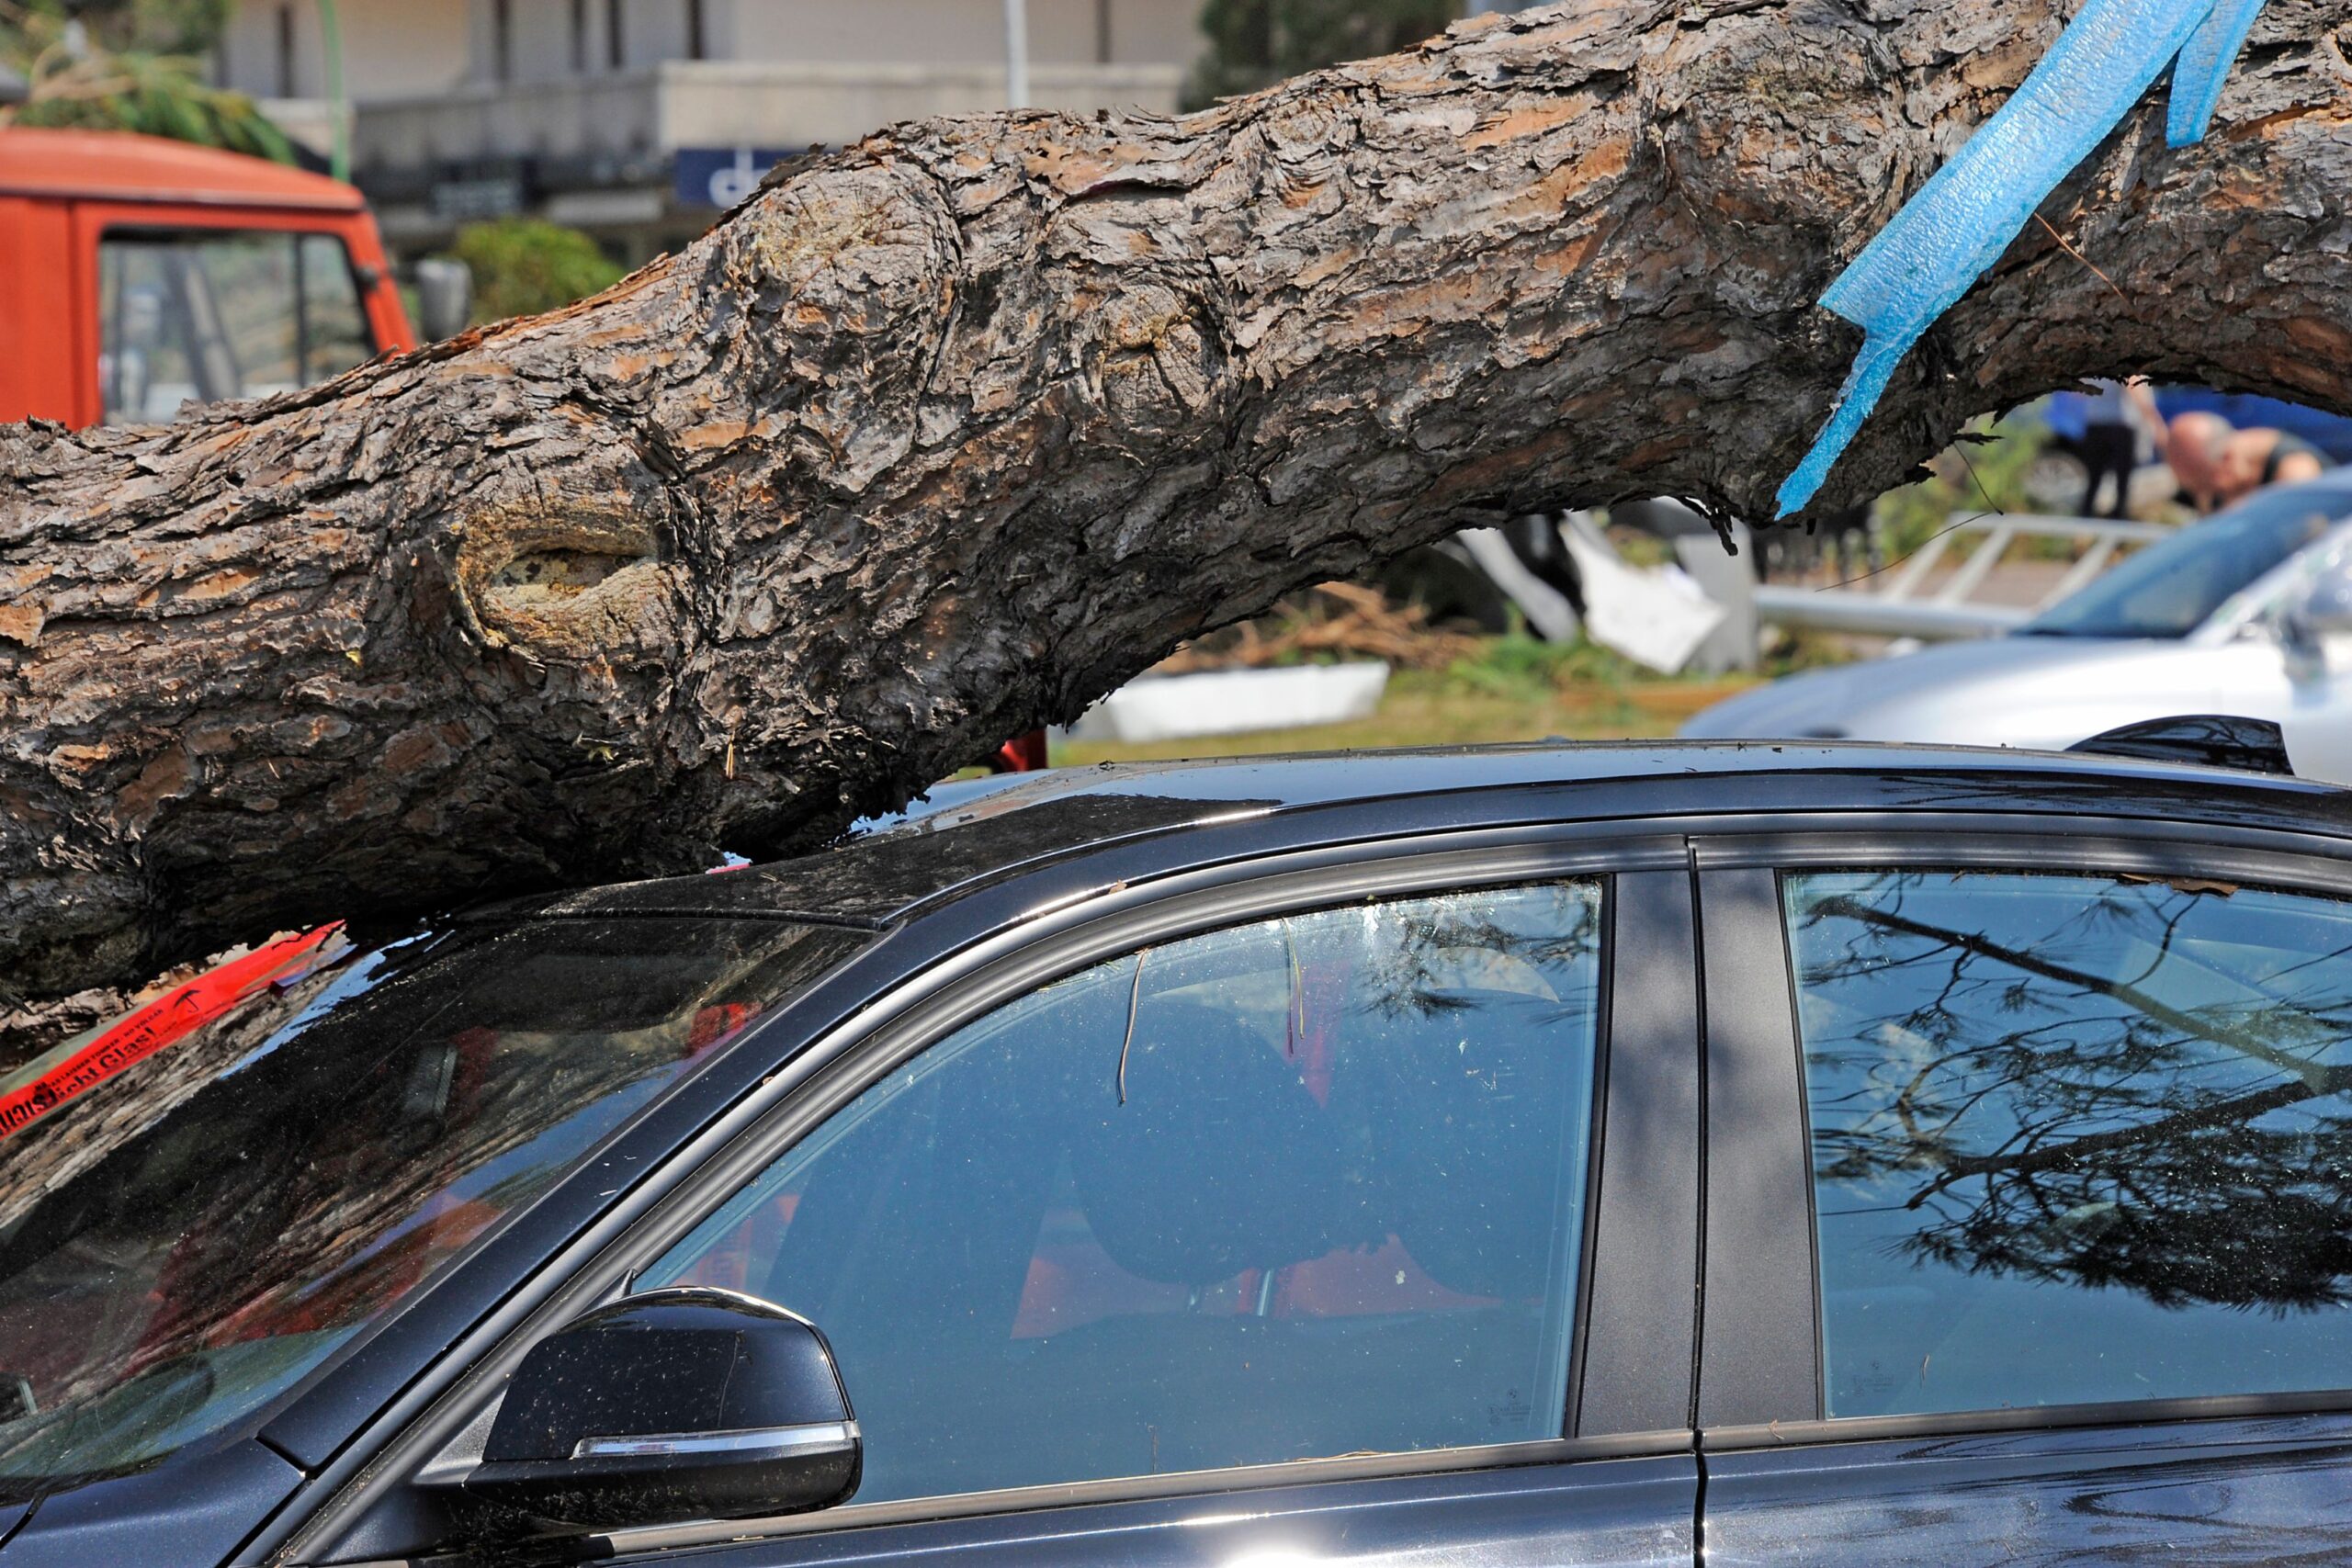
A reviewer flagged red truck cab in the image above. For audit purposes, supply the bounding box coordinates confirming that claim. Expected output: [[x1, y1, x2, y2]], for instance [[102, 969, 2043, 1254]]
[[0, 128, 414, 428]]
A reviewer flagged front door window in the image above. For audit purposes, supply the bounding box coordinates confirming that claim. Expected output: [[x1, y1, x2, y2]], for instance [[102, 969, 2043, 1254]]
[[640, 882, 1608, 1505]]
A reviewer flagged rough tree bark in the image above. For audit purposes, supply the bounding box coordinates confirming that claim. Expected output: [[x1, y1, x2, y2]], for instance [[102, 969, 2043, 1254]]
[[6, 0, 2352, 1034]]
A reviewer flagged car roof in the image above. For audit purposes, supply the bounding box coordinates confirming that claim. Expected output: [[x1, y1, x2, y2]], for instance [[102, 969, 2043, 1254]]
[[0, 128, 367, 211], [515, 740, 2352, 929]]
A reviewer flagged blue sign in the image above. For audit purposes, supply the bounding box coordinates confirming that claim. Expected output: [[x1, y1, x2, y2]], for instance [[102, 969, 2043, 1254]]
[[673, 147, 801, 210]]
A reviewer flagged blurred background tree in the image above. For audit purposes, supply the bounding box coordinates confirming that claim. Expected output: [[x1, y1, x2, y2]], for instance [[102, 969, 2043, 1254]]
[[0, 0, 295, 162], [60, 0, 228, 54], [1184, 0, 1456, 108], [446, 219, 627, 324]]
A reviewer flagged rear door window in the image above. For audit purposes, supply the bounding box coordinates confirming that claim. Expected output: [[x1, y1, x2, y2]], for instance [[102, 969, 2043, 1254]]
[[1787, 870, 2352, 1418], [640, 882, 1608, 1505]]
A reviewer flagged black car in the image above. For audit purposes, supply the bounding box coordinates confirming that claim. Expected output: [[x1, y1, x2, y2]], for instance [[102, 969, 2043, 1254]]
[[7, 741, 2352, 1566]]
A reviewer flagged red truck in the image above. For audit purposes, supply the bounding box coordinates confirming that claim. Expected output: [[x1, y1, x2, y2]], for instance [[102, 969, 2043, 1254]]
[[0, 127, 422, 427]]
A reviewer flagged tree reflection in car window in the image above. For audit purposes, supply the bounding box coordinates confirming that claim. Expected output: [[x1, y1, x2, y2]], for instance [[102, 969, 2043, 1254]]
[[640, 883, 1604, 1506], [1788, 870, 2352, 1418]]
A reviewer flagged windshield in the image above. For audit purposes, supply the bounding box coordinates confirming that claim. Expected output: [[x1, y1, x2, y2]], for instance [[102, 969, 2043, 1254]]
[[0, 917, 862, 1499], [2021, 486, 2352, 639]]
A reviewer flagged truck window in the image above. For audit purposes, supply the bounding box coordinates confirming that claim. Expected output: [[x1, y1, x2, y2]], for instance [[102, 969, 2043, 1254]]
[[98, 229, 376, 424]]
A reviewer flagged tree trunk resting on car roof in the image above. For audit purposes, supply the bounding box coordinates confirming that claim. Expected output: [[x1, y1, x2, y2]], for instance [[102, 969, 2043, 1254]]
[[6, 0, 2352, 1037]]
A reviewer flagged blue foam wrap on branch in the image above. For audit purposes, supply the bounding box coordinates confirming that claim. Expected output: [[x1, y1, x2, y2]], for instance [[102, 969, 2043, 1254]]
[[2170, 0, 2268, 143], [1775, 0, 2268, 517]]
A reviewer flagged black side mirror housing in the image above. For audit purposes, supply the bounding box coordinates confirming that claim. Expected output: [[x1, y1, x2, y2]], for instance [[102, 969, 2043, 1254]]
[[459, 1288, 859, 1535]]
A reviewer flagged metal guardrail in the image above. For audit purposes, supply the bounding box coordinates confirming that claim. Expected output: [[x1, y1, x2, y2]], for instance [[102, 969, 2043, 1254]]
[[1750, 587, 2029, 639], [1752, 512, 2171, 643]]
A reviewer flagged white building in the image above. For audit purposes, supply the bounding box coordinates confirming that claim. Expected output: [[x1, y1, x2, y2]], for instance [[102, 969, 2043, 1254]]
[[216, 1, 1200, 257]]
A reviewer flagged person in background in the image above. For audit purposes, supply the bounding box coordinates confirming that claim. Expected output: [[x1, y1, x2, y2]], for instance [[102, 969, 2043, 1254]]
[[2166, 410, 2234, 513], [2076, 378, 2164, 518], [2218, 425, 2327, 502]]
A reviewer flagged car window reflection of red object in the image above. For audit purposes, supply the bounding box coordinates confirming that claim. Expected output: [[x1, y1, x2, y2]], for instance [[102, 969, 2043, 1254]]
[[0, 924, 343, 1140], [993, 729, 1047, 772], [686, 1002, 762, 1055]]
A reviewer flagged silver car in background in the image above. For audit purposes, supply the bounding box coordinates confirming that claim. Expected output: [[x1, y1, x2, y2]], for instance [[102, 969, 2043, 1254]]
[[1683, 474, 2352, 776]]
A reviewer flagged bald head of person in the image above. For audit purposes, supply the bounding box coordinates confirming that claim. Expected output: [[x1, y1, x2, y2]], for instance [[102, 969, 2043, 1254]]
[[2167, 412, 2233, 511]]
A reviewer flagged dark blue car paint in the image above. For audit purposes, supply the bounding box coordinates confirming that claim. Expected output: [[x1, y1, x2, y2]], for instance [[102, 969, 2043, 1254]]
[[11, 743, 2352, 1565], [0, 1438, 300, 1568], [1702, 1414, 2352, 1566]]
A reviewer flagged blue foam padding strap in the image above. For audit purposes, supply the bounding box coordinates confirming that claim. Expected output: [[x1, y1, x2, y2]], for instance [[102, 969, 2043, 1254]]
[[1777, 0, 2245, 516], [2168, 0, 2266, 145], [1776, 336, 1912, 519]]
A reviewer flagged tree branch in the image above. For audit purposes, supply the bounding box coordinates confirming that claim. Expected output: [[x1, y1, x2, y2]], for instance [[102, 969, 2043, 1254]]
[[6, 0, 2352, 1023]]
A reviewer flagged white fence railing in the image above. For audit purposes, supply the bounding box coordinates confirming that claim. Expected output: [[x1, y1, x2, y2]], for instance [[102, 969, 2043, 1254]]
[[1750, 512, 2170, 643]]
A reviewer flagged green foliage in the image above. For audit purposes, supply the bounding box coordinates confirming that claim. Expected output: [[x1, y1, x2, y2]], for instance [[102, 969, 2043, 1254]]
[[3, 0, 291, 163], [11, 61, 295, 162], [1870, 413, 2051, 560], [446, 219, 626, 325], [1442, 621, 1645, 701], [1184, 0, 1456, 109]]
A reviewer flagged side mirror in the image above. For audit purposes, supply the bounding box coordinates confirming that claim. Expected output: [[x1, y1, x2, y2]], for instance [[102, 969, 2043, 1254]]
[[458, 1289, 859, 1536], [412, 257, 475, 342], [2290, 570, 2352, 641], [2280, 567, 2352, 679]]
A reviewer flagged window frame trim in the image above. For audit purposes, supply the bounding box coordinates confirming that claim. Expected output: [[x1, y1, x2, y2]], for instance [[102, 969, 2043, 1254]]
[[1694, 824, 2352, 1449], [597, 1427, 1699, 1558], [1700, 1387, 2352, 1454], [300, 829, 1700, 1562], [1693, 863, 1820, 1430]]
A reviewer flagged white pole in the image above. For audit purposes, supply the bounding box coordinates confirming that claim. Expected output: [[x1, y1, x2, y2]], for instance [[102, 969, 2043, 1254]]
[[1003, 0, 1029, 107]]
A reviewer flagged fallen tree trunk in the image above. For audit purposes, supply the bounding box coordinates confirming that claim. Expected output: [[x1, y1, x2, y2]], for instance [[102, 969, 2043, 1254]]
[[6, 0, 2351, 1031]]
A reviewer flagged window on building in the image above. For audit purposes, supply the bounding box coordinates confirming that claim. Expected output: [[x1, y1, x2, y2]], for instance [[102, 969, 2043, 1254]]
[[491, 0, 513, 83], [275, 3, 296, 98], [685, 0, 706, 60], [570, 0, 588, 72], [1789, 869, 2352, 1420], [605, 0, 624, 69], [639, 882, 1608, 1505]]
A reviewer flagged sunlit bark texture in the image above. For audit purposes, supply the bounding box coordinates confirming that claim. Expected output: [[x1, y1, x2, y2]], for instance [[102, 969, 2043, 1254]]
[[6, 0, 2352, 1026]]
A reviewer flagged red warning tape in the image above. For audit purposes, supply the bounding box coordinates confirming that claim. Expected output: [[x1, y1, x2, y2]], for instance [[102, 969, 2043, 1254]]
[[0, 924, 343, 1140]]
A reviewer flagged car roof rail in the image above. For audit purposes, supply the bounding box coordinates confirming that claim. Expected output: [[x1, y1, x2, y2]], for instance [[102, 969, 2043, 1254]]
[[2065, 714, 2295, 777]]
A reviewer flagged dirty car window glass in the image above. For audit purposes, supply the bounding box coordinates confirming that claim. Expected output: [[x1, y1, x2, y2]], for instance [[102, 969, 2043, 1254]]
[[1790, 871, 2352, 1419], [642, 883, 1604, 1506], [0, 919, 857, 1496]]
